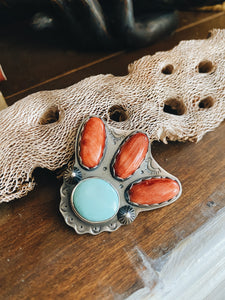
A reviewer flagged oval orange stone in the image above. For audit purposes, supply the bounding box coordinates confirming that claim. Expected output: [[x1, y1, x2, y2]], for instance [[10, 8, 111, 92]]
[[113, 132, 148, 179], [128, 178, 180, 205], [0, 65, 6, 82], [79, 117, 106, 168]]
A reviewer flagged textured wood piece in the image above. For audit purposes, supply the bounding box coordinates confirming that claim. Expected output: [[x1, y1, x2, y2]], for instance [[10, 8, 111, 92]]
[[0, 11, 225, 300], [2, 26, 225, 201], [0, 92, 8, 111]]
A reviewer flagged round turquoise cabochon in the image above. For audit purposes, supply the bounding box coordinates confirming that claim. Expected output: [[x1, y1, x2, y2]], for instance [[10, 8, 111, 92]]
[[72, 178, 119, 223]]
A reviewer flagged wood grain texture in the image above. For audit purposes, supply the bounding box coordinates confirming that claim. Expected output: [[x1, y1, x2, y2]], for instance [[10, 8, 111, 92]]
[[0, 11, 225, 300]]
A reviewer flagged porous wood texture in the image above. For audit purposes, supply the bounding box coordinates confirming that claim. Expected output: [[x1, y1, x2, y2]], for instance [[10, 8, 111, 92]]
[[0, 11, 225, 299], [1, 22, 225, 202]]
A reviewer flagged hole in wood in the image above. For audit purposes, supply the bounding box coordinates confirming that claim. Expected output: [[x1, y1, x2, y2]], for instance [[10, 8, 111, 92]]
[[162, 64, 174, 75], [199, 96, 214, 109], [207, 31, 212, 39], [198, 60, 214, 73], [39, 105, 60, 125], [163, 98, 186, 116], [108, 105, 128, 122]]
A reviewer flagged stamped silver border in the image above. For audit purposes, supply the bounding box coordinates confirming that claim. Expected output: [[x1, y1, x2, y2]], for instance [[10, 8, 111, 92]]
[[60, 116, 182, 235]]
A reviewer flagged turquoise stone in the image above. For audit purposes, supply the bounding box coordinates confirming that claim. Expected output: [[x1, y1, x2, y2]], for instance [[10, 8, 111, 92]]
[[72, 178, 119, 223]]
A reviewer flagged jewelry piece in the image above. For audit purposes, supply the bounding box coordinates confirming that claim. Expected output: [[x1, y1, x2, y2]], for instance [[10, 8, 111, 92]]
[[60, 116, 182, 235]]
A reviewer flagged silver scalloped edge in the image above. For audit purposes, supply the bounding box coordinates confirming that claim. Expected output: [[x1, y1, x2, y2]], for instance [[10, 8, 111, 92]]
[[59, 116, 182, 235], [60, 184, 121, 235]]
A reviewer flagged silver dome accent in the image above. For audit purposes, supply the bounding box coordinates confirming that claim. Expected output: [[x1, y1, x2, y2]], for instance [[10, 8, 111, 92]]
[[64, 167, 82, 185], [117, 206, 136, 225]]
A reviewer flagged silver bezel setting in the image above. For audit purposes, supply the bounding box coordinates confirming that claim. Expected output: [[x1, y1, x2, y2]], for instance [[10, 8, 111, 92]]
[[70, 177, 120, 224], [60, 116, 182, 235], [77, 116, 107, 171]]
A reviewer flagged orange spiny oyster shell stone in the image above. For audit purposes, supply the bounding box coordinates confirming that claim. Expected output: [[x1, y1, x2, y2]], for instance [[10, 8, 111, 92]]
[[128, 178, 180, 205], [0, 65, 6, 82], [113, 132, 148, 179], [79, 117, 106, 168]]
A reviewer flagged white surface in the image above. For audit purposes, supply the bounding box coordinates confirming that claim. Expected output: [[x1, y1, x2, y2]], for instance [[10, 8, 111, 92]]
[[126, 207, 225, 300]]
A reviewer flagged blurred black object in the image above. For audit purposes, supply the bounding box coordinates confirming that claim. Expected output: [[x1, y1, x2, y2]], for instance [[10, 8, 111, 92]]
[[0, 0, 223, 49]]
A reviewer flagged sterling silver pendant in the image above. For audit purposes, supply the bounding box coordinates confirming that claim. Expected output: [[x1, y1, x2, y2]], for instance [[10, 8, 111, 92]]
[[60, 116, 182, 235]]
